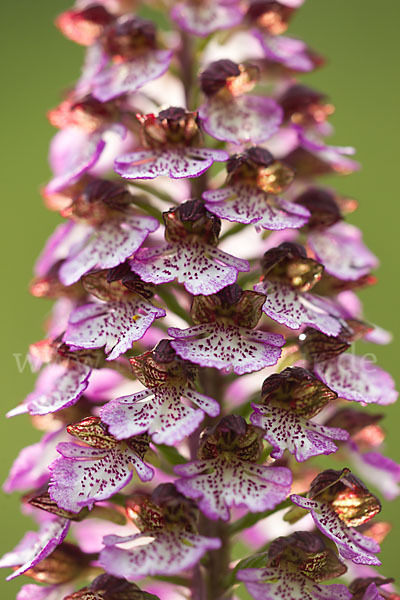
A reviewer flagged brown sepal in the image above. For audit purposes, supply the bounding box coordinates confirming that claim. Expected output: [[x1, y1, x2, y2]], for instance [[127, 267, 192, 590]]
[[261, 366, 337, 419], [268, 531, 347, 583]]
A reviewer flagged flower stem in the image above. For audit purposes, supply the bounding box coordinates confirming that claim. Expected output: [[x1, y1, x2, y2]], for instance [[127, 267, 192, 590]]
[[129, 181, 178, 206], [178, 28, 232, 599]]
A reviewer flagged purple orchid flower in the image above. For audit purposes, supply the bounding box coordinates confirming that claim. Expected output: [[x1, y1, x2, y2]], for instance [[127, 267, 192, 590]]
[[308, 222, 379, 281], [203, 147, 309, 231], [101, 339, 219, 445], [17, 583, 74, 600], [58, 213, 159, 286], [168, 285, 285, 374], [99, 530, 221, 579], [314, 354, 398, 406], [99, 483, 222, 579], [350, 451, 400, 501], [49, 417, 153, 512], [250, 367, 348, 462], [254, 243, 346, 336], [238, 530, 351, 600], [64, 297, 166, 361], [129, 200, 249, 295], [174, 416, 291, 521], [102, 385, 219, 446], [89, 16, 173, 102], [238, 566, 352, 600], [4, 429, 68, 493], [290, 469, 382, 566], [115, 108, 228, 180], [46, 123, 127, 195], [0, 518, 70, 580], [284, 129, 361, 176], [171, 0, 243, 37], [253, 30, 318, 72], [290, 495, 381, 565], [7, 363, 91, 417], [198, 60, 282, 144]]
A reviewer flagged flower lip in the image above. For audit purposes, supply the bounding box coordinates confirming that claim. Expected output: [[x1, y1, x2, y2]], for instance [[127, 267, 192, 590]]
[[102, 15, 157, 60]]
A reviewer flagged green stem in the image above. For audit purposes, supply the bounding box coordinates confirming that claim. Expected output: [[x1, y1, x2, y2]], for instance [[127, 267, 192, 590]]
[[153, 575, 192, 587], [156, 286, 192, 325], [106, 359, 134, 379], [228, 498, 293, 536], [130, 195, 164, 222], [219, 222, 247, 242], [129, 181, 177, 206]]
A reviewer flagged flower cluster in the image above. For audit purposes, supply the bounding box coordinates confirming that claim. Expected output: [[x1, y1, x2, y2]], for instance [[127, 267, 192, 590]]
[[3, 1, 398, 599]]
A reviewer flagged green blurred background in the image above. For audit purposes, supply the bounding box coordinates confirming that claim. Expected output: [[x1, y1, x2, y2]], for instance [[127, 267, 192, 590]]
[[1, 0, 399, 596]]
